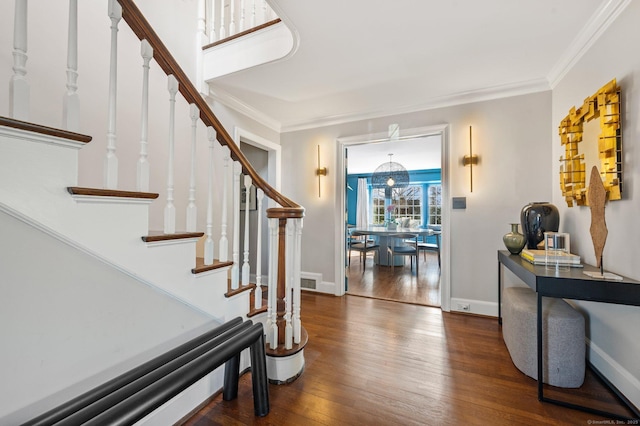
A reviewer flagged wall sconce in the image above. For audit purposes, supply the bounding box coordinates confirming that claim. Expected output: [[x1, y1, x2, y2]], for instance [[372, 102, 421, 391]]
[[462, 125, 479, 192], [315, 145, 327, 197]]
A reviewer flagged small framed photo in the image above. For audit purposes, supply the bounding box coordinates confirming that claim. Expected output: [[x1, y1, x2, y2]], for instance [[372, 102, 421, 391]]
[[240, 185, 257, 211]]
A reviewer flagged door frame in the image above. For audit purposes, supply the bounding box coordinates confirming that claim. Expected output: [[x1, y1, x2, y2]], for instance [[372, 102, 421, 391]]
[[334, 124, 451, 312]]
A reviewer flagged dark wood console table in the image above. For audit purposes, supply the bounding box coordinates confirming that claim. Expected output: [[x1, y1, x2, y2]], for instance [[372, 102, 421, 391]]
[[497, 250, 640, 419]]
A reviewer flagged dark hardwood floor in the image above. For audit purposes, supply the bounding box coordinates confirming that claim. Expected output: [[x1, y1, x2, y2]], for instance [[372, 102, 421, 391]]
[[346, 250, 440, 307], [184, 292, 633, 425]]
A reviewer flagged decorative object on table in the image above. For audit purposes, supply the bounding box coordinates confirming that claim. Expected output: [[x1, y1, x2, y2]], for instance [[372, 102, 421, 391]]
[[544, 232, 571, 272], [559, 79, 622, 207], [385, 204, 397, 230], [462, 125, 479, 192], [503, 223, 526, 254], [520, 202, 559, 249], [587, 165, 608, 270], [520, 248, 581, 267]]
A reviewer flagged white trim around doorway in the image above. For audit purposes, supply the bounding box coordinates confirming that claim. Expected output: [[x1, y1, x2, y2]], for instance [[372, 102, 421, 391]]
[[335, 124, 451, 312]]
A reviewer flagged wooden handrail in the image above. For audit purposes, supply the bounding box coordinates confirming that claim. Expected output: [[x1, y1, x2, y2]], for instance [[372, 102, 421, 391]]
[[117, 0, 302, 213]]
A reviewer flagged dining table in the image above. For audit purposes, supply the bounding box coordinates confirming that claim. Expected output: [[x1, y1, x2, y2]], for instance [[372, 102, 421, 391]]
[[350, 226, 440, 266]]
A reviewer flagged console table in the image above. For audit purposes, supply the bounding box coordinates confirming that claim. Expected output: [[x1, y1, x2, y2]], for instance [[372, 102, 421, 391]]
[[497, 250, 640, 419]]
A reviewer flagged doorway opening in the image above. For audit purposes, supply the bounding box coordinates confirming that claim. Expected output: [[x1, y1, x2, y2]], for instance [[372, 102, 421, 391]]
[[335, 124, 451, 311]]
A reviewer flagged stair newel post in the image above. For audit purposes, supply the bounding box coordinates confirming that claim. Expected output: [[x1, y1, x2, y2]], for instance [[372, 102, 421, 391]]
[[292, 217, 303, 344], [231, 161, 242, 290], [242, 175, 252, 286], [239, 0, 246, 32], [104, 0, 122, 189], [208, 0, 217, 43], [164, 75, 178, 234], [186, 104, 198, 232], [136, 39, 153, 192], [267, 217, 278, 349], [219, 0, 226, 40], [9, 0, 29, 120], [229, 0, 236, 35], [62, 0, 79, 131], [284, 219, 294, 349], [204, 127, 216, 265], [254, 188, 264, 309], [219, 146, 230, 261]]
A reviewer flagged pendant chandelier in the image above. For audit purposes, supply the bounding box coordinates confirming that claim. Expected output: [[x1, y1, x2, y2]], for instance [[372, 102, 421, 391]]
[[371, 153, 409, 189]]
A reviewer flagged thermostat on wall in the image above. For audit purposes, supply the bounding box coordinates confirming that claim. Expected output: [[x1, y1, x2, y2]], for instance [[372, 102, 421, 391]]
[[452, 197, 466, 209]]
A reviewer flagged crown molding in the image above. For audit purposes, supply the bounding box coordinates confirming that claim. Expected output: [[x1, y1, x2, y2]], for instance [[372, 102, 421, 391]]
[[547, 0, 631, 88], [280, 78, 550, 133], [206, 86, 282, 132]]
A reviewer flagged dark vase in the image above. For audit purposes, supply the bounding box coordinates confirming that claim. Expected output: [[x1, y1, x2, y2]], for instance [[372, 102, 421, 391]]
[[520, 202, 559, 249]]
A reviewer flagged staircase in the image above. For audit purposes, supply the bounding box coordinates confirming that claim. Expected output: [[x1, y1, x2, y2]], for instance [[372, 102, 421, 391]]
[[0, 0, 305, 423]]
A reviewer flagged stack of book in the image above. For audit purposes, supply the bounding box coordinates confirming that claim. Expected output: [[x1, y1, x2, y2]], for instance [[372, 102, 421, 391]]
[[520, 249, 582, 267]]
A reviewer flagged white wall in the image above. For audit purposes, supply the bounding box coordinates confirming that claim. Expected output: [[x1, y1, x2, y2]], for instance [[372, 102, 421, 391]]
[[280, 91, 552, 303], [551, 1, 640, 408], [0, 209, 216, 424]]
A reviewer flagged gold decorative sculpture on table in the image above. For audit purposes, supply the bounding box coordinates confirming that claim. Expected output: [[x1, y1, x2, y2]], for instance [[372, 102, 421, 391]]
[[587, 166, 607, 268], [559, 79, 622, 207]]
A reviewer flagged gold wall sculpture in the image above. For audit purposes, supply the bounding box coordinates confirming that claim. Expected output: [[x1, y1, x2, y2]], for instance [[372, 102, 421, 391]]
[[558, 79, 622, 207]]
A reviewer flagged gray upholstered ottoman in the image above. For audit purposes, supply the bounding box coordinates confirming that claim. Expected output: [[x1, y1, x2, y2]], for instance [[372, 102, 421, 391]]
[[502, 286, 585, 388]]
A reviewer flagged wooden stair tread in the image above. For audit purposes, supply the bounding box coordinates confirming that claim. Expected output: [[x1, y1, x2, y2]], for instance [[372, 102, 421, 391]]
[[265, 327, 308, 358], [225, 282, 256, 298], [0, 116, 92, 143], [202, 18, 281, 49], [67, 187, 159, 199], [192, 258, 233, 274], [142, 231, 204, 243]]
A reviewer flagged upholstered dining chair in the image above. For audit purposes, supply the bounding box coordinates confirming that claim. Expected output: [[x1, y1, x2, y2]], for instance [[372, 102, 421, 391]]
[[417, 232, 441, 268], [387, 233, 419, 276], [349, 231, 379, 270]]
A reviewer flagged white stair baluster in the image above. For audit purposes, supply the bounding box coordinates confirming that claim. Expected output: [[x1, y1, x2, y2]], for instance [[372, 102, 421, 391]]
[[267, 217, 278, 349], [231, 161, 242, 289], [241, 175, 252, 286], [197, 0, 206, 36], [186, 104, 198, 231], [219, 146, 230, 261], [137, 39, 153, 192], [293, 218, 303, 343], [204, 127, 216, 265], [62, 0, 79, 131], [208, 0, 217, 43], [229, 0, 236, 35], [239, 0, 246, 32], [284, 219, 294, 350], [262, 0, 269, 23], [250, 0, 256, 28], [254, 188, 264, 309], [219, 0, 226, 39], [9, 0, 29, 120], [104, 0, 122, 189], [164, 75, 178, 234]]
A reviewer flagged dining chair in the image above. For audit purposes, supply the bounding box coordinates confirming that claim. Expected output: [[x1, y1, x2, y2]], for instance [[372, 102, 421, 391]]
[[417, 232, 441, 268], [349, 231, 379, 270], [386, 233, 419, 275]]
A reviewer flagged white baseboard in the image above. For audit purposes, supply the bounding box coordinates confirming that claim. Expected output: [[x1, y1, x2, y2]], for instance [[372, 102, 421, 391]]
[[450, 297, 497, 317], [587, 338, 640, 410]]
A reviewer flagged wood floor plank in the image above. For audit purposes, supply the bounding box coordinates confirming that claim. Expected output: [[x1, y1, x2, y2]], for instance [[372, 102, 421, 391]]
[[183, 293, 634, 425]]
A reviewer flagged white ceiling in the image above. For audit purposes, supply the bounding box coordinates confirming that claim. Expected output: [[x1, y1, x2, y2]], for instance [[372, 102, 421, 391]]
[[207, 0, 626, 132]]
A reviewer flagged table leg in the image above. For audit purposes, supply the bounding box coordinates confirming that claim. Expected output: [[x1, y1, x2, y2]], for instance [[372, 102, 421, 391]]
[[498, 261, 502, 325], [537, 292, 544, 401]]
